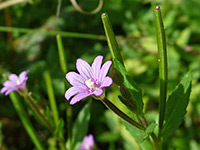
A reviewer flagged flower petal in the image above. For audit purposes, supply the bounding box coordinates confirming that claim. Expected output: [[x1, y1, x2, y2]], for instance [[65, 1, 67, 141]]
[[93, 88, 103, 96], [65, 86, 86, 100], [92, 56, 103, 81], [8, 74, 18, 82], [19, 81, 26, 90], [19, 70, 30, 82], [100, 77, 113, 88], [66, 72, 85, 86], [99, 60, 112, 82], [78, 134, 94, 150], [5, 89, 13, 96], [76, 59, 92, 80], [1, 87, 8, 94], [70, 92, 91, 105], [3, 81, 16, 87]]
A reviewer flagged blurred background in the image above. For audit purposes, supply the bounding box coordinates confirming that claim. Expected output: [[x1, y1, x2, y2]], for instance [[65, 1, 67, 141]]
[[0, 0, 200, 149]]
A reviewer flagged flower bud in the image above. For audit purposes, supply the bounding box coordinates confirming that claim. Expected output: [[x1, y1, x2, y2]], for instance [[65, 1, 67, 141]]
[[111, 67, 124, 85]]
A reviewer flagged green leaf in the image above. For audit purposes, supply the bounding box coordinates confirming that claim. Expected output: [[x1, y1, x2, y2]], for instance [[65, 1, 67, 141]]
[[162, 72, 192, 139], [72, 101, 91, 149], [54, 119, 64, 139], [113, 58, 143, 115], [44, 106, 54, 127], [122, 120, 155, 149], [122, 119, 145, 143], [144, 122, 157, 140]]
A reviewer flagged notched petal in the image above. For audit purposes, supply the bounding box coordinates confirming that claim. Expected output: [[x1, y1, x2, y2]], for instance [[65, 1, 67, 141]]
[[65, 86, 84, 100], [3, 81, 16, 87], [92, 55, 103, 81], [99, 60, 112, 82], [100, 76, 113, 88], [66, 72, 84, 86], [76, 59, 92, 79], [1, 87, 8, 94], [8, 74, 18, 82], [19, 70, 30, 81], [70, 92, 91, 105], [93, 88, 103, 96]]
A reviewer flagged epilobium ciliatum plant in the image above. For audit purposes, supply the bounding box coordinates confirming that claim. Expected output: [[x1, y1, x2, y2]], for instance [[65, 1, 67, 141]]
[[1, 6, 192, 150]]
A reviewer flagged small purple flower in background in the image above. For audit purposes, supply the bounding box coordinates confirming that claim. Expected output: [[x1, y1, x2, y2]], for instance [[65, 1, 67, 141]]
[[65, 55, 113, 105], [78, 134, 94, 150], [1, 70, 30, 96]]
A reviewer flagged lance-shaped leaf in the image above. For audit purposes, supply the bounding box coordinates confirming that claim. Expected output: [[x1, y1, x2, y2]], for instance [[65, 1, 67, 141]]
[[122, 119, 156, 149], [162, 72, 192, 139], [113, 58, 144, 115]]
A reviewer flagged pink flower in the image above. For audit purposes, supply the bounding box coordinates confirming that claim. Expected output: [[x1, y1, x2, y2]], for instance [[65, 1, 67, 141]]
[[65, 55, 112, 105], [1, 70, 30, 95], [78, 134, 94, 150]]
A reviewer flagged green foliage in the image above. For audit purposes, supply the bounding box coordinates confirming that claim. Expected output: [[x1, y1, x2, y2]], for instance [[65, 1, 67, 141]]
[[54, 119, 64, 138], [72, 101, 91, 149], [9, 92, 44, 150], [0, 0, 199, 149], [113, 58, 143, 115], [122, 119, 156, 150], [162, 72, 192, 139]]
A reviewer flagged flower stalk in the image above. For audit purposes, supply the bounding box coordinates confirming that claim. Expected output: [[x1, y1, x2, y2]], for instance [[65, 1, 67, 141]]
[[155, 6, 168, 140], [24, 94, 53, 131], [43, 71, 59, 126], [56, 35, 72, 149], [9, 92, 44, 150], [102, 97, 145, 130]]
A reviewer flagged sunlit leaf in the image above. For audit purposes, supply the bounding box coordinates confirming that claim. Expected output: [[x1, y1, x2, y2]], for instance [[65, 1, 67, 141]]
[[162, 72, 192, 139]]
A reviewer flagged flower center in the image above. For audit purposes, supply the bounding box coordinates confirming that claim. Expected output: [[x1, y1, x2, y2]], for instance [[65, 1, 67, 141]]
[[85, 78, 99, 92], [84, 145, 90, 150], [16, 78, 21, 85]]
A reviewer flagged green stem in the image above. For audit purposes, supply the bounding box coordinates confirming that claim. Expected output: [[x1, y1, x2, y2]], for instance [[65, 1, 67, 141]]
[[0, 26, 106, 40], [56, 35, 68, 75], [102, 98, 145, 130], [101, 13, 124, 65], [43, 71, 59, 126], [56, 35, 72, 150], [10, 92, 44, 150], [139, 116, 160, 150], [66, 105, 72, 150], [25, 95, 53, 131], [155, 6, 168, 140]]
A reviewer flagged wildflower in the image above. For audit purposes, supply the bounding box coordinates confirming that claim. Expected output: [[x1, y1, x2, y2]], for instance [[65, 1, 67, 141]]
[[1, 70, 30, 96], [65, 55, 112, 105], [78, 134, 94, 150]]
